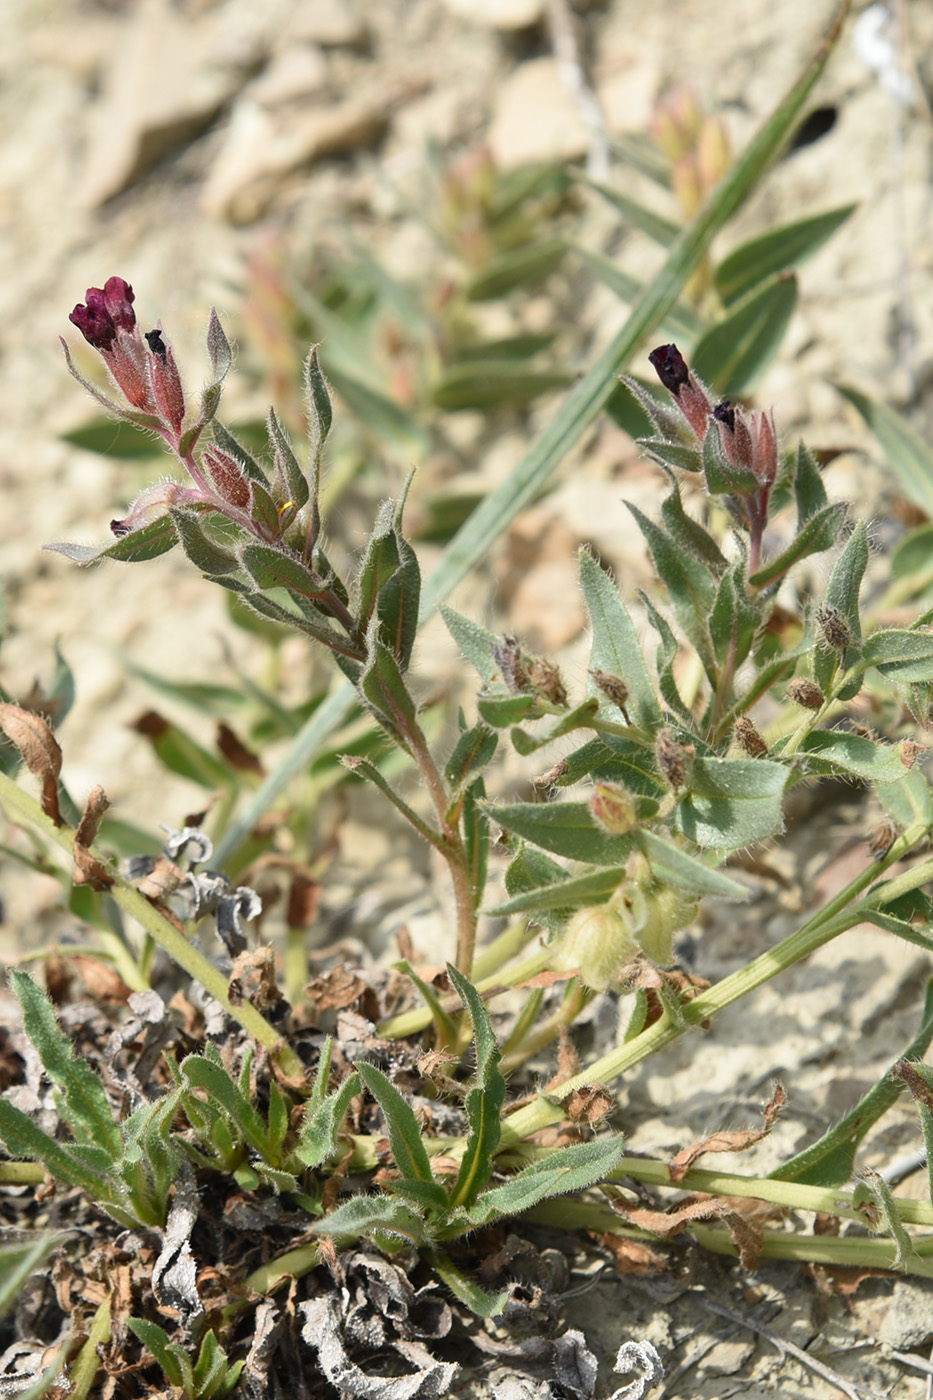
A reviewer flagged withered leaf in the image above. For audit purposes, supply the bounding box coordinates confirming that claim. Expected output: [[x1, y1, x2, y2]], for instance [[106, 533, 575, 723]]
[[613, 1195, 765, 1270], [73, 785, 114, 889], [669, 1083, 786, 1181], [217, 721, 265, 777], [0, 703, 62, 825]]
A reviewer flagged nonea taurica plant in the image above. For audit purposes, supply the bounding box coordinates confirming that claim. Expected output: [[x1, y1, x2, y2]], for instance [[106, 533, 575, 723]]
[[7, 248, 933, 1400]]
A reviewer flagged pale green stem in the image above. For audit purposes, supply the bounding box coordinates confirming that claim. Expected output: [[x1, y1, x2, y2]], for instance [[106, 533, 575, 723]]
[[0, 1161, 45, 1185], [0, 770, 303, 1080], [498, 822, 933, 1147], [66, 1296, 111, 1400], [377, 942, 554, 1040]]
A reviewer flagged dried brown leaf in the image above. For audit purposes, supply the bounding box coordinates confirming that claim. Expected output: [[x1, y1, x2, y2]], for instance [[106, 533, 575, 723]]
[[597, 1232, 668, 1276], [0, 702, 62, 825], [305, 965, 368, 1012], [217, 721, 265, 777], [135, 856, 186, 901], [73, 785, 114, 889], [669, 1083, 786, 1181]]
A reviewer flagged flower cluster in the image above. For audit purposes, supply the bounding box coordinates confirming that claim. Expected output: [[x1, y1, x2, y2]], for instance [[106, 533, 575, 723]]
[[646, 342, 779, 573], [70, 277, 186, 446]]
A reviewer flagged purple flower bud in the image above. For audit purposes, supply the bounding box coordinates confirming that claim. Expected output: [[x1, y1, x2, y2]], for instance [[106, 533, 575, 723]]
[[100, 276, 136, 333], [648, 343, 690, 396], [69, 296, 117, 351], [69, 276, 136, 350]]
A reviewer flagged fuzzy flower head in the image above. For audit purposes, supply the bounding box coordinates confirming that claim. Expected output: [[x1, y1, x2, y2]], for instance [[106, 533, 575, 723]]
[[68, 276, 186, 441]]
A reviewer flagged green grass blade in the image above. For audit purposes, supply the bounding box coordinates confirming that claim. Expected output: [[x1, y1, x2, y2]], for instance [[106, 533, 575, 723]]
[[837, 382, 933, 518]]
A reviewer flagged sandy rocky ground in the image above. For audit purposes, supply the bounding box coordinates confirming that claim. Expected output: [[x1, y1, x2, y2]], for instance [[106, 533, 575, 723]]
[[4, 0, 933, 1395]]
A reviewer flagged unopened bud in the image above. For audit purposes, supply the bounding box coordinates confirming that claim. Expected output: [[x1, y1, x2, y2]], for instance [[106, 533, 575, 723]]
[[551, 904, 639, 992], [697, 115, 731, 189], [816, 604, 852, 655], [867, 818, 898, 859], [899, 740, 925, 770], [147, 337, 186, 436], [787, 678, 824, 710], [492, 634, 531, 694], [732, 716, 768, 758], [590, 782, 637, 836], [673, 153, 703, 218], [655, 727, 694, 791], [529, 657, 567, 707], [590, 668, 630, 720], [204, 445, 252, 510]]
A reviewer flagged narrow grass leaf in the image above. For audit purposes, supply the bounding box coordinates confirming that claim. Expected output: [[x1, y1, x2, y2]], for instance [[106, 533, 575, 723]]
[[715, 203, 857, 304], [837, 383, 933, 517], [692, 274, 798, 396]]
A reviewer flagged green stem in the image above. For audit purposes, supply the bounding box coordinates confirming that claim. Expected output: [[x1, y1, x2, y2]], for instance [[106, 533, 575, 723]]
[[0, 770, 303, 1080], [406, 722, 477, 975], [499, 821, 933, 1147], [377, 942, 554, 1039], [0, 1161, 45, 1185]]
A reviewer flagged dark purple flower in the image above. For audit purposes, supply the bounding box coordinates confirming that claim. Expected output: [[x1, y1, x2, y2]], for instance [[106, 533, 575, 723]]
[[713, 400, 735, 432], [648, 343, 690, 396], [99, 276, 136, 333], [69, 296, 117, 351], [70, 276, 136, 351]]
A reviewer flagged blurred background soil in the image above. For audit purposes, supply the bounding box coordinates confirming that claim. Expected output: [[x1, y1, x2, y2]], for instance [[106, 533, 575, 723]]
[[4, 0, 933, 1392]]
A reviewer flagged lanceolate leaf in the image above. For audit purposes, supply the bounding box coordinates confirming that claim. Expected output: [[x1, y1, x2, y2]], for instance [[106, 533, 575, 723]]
[[634, 830, 747, 898], [312, 1194, 426, 1246], [358, 632, 421, 745], [794, 730, 908, 784], [440, 607, 499, 686], [10, 970, 120, 1155], [813, 521, 868, 694], [461, 1137, 626, 1229], [692, 274, 798, 396], [748, 501, 847, 589], [876, 768, 933, 829], [447, 966, 506, 1209], [627, 505, 716, 668], [837, 383, 933, 518], [486, 866, 627, 918], [356, 1062, 435, 1184], [45, 513, 178, 565], [579, 548, 661, 730], [171, 507, 239, 575], [793, 440, 829, 523], [675, 756, 787, 849], [444, 723, 498, 790], [859, 630, 933, 682], [462, 779, 490, 907], [293, 1071, 361, 1170], [485, 800, 635, 865], [715, 203, 857, 305]]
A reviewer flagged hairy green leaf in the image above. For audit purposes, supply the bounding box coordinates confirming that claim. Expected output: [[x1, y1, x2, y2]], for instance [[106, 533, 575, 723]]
[[486, 799, 635, 865], [579, 548, 661, 730], [357, 1062, 435, 1184], [675, 756, 787, 849]]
